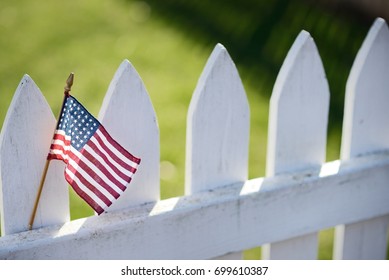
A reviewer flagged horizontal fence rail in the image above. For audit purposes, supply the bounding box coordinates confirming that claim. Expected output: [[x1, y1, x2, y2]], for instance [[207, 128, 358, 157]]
[[1, 17, 389, 259], [1, 152, 389, 259]]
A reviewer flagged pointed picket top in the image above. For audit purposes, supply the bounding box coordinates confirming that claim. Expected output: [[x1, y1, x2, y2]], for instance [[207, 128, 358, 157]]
[[341, 18, 389, 160], [335, 18, 389, 260], [98, 60, 159, 212], [186, 43, 250, 194], [0, 75, 69, 235], [263, 31, 329, 260], [266, 30, 330, 176]]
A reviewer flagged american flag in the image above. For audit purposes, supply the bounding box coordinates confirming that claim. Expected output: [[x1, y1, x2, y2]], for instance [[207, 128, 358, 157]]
[[48, 95, 141, 214]]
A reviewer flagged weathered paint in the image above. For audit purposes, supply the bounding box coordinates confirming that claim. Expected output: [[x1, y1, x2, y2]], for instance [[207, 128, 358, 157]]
[[1, 152, 388, 259], [0, 75, 69, 235], [186, 43, 249, 194], [186, 44, 249, 259], [335, 18, 389, 260], [99, 60, 159, 212], [263, 30, 329, 259]]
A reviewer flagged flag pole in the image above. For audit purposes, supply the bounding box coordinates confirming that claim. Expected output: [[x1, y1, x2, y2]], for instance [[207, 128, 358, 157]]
[[28, 73, 74, 230]]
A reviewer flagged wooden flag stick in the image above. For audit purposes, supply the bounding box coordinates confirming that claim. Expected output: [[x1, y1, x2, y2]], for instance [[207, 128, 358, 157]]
[[28, 73, 74, 230]]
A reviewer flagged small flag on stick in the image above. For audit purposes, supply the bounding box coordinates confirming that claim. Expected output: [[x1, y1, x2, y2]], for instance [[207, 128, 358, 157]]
[[29, 73, 140, 230], [48, 95, 141, 215]]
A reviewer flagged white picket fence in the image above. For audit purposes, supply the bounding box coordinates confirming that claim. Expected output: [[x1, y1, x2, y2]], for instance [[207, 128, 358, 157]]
[[1, 18, 389, 260]]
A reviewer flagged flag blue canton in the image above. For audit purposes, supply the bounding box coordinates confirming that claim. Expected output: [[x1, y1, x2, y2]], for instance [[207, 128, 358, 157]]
[[58, 96, 99, 151]]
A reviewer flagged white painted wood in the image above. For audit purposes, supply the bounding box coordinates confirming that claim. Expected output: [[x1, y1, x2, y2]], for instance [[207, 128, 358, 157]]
[[262, 234, 317, 260], [185, 44, 249, 259], [185, 43, 250, 194], [210, 252, 243, 260], [341, 18, 389, 159], [0, 75, 69, 235], [1, 152, 389, 259], [98, 60, 159, 212], [264, 31, 330, 259], [334, 216, 389, 260], [335, 18, 389, 260], [266, 30, 329, 176]]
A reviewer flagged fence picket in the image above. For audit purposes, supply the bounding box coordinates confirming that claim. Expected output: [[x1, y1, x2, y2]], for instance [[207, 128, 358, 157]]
[[0, 75, 69, 235], [98, 60, 160, 212], [334, 216, 389, 259], [186, 43, 250, 259], [263, 31, 330, 259], [334, 18, 389, 260]]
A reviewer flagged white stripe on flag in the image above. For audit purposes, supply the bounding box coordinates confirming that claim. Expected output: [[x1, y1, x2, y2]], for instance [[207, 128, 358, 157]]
[[51, 139, 71, 149], [71, 148, 125, 194], [48, 149, 69, 161], [67, 151, 118, 201], [95, 129, 139, 169], [54, 130, 70, 138], [89, 135, 136, 178], [83, 144, 130, 186], [65, 168, 108, 210]]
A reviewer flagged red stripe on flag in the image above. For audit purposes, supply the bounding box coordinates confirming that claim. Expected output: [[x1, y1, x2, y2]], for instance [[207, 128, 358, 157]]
[[52, 132, 71, 145], [94, 128, 139, 173], [49, 143, 69, 154], [48, 131, 71, 161], [48, 147, 68, 162], [68, 150, 123, 196], [47, 153, 66, 161], [79, 146, 128, 192], [99, 126, 141, 164], [66, 162, 115, 206], [86, 139, 132, 182], [65, 172, 105, 215]]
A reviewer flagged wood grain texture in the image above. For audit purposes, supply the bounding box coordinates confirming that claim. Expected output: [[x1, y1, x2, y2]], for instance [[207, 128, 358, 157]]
[[99, 60, 159, 212], [1, 152, 388, 259], [335, 18, 389, 260], [185, 44, 249, 259], [0, 75, 69, 235], [264, 30, 329, 259], [185, 43, 250, 194]]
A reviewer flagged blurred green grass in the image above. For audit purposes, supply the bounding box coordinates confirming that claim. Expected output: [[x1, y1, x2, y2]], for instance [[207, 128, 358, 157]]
[[0, 0, 386, 259]]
